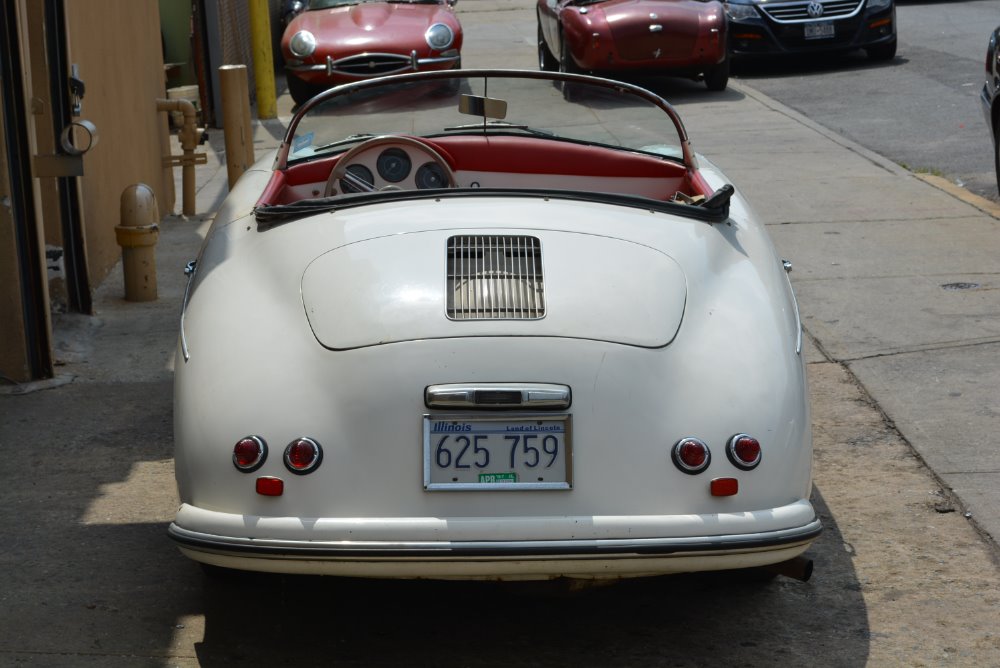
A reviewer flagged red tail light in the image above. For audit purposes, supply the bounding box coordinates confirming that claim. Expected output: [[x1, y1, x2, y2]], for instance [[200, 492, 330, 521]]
[[672, 437, 711, 474], [711, 477, 739, 496], [284, 437, 323, 474], [727, 433, 762, 470], [256, 476, 284, 496], [233, 436, 267, 473]]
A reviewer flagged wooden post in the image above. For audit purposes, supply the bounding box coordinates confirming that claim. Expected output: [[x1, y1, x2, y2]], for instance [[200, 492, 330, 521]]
[[219, 65, 253, 188]]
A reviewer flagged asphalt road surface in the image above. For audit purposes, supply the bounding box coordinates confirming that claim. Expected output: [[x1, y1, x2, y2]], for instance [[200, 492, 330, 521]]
[[732, 0, 999, 202]]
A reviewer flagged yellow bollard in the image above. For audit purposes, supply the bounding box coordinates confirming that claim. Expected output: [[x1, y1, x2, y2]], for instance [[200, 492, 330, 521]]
[[248, 0, 277, 120], [115, 184, 160, 302]]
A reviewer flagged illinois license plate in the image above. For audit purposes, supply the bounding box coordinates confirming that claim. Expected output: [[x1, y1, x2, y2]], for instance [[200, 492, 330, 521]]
[[804, 21, 834, 40], [423, 415, 572, 490]]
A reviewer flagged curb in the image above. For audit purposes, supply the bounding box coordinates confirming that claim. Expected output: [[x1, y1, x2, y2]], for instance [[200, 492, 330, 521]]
[[913, 173, 1000, 221]]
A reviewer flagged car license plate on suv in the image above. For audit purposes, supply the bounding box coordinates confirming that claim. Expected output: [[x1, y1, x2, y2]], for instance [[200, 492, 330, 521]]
[[804, 21, 834, 40], [423, 415, 572, 490]]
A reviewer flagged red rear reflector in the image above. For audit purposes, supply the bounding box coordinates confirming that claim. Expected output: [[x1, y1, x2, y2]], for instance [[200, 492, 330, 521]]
[[734, 33, 763, 40], [711, 478, 738, 496], [256, 476, 284, 496]]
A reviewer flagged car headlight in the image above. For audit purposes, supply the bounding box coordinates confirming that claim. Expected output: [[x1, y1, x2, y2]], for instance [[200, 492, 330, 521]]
[[867, 0, 892, 9], [425, 23, 454, 51], [724, 2, 760, 21], [289, 30, 317, 58]]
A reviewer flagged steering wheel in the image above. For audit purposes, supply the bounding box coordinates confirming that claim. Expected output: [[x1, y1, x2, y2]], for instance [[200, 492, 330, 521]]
[[323, 135, 457, 197]]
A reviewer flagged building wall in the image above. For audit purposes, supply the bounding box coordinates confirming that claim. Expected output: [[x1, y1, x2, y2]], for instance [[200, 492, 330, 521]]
[[65, 0, 169, 286]]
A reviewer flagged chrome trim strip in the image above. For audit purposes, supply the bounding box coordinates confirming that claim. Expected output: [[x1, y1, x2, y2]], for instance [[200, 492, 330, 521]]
[[168, 519, 823, 557], [781, 259, 802, 355], [179, 259, 197, 362], [426, 383, 571, 409], [287, 54, 461, 75]]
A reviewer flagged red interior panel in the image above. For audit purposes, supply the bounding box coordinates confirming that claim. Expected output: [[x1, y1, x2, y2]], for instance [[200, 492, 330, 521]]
[[260, 135, 700, 207]]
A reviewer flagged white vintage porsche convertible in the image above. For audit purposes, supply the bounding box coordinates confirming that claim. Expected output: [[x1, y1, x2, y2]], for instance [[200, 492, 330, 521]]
[[169, 69, 821, 580]]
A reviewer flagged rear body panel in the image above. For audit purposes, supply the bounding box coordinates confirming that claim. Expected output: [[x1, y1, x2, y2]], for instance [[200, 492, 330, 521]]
[[538, 0, 726, 73]]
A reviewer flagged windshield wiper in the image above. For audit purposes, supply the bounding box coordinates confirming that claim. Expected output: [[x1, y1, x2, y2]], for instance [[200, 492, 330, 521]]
[[310, 133, 377, 153], [441, 120, 555, 137]]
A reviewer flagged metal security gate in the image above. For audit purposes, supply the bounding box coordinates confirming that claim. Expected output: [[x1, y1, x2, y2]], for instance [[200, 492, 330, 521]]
[[0, 0, 53, 379]]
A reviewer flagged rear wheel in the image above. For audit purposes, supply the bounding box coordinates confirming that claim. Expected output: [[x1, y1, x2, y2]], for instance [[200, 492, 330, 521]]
[[865, 38, 897, 62], [704, 55, 730, 92], [538, 23, 557, 71]]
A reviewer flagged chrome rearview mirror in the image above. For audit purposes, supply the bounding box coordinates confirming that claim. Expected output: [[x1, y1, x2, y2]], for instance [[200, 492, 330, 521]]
[[459, 94, 507, 120]]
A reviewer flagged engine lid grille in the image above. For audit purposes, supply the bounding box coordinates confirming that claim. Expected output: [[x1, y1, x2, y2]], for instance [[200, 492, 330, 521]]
[[447, 235, 545, 320]]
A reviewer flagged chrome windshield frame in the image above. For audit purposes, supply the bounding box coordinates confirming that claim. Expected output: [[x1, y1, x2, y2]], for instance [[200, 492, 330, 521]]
[[275, 69, 697, 173]]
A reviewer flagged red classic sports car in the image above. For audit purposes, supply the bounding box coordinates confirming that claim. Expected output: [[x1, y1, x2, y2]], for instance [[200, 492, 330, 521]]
[[282, 0, 463, 105], [537, 0, 729, 91]]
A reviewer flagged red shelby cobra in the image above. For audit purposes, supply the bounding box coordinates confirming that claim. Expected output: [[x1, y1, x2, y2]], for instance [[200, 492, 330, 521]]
[[282, 0, 463, 105], [537, 0, 729, 91]]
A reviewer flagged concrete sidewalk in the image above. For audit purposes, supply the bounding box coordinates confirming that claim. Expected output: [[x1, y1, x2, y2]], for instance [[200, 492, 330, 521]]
[[1, 3, 999, 663], [690, 82, 1000, 547]]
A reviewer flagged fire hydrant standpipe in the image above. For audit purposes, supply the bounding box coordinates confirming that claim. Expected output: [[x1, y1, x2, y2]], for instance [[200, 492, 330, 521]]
[[156, 98, 207, 216], [115, 183, 160, 302]]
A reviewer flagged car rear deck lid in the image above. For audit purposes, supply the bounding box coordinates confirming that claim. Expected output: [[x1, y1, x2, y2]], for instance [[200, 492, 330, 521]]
[[301, 229, 687, 350]]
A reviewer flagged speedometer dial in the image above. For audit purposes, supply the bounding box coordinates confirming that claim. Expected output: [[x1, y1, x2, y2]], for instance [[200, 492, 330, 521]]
[[376, 148, 411, 183]]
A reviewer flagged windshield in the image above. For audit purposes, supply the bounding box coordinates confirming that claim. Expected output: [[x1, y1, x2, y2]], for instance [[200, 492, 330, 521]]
[[306, 0, 439, 8], [280, 70, 692, 169]]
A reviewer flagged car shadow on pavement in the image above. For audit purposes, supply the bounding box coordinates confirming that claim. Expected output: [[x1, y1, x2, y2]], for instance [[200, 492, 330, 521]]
[[594, 73, 748, 109], [0, 381, 869, 665], [731, 51, 907, 79], [191, 487, 868, 667]]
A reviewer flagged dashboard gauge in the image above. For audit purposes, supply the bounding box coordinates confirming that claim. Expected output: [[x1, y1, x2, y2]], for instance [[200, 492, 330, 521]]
[[340, 164, 374, 193], [415, 162, 448, 189], [376, 148, 411, 183]]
